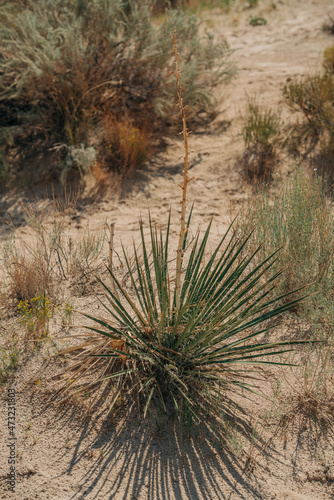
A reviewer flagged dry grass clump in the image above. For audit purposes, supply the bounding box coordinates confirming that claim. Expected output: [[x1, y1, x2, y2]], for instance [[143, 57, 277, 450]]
[[153, 0, 234, 13], [1, 192, 106, 306], [291, 346, 334, 423], [7, 255, 52, 304], [241, 98, 282, 180], [273, 345, 334, 428], [0, 0, 235, 183], [102, 113, 151, 178]]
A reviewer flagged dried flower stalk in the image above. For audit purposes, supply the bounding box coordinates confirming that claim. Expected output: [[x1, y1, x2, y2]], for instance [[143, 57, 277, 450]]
[[173, 31, 192, 314], [108, 222, 119, 300]]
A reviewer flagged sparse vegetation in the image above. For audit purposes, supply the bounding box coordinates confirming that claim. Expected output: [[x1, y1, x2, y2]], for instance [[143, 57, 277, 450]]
[[237, 166, 334, 429], [0, 3, 333, 495], [1, 193, 106, 303], [238, 166, 334, 332], [0, 326, 19, 384]]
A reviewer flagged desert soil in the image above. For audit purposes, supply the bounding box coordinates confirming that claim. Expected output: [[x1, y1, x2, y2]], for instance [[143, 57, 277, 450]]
[[1, 1, 334, 499]]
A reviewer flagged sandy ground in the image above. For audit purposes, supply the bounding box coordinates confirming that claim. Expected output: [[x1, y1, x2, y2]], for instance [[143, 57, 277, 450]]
[[1, 0, 334, 498]]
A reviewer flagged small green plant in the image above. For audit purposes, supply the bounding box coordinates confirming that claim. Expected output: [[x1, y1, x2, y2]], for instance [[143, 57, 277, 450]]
[[247, 0, 259, 8], [62, 301, 73, 326], [24, 416, 31, 435], [249, 16, 267, 26], [18, 294, 53, 339], [241, 98, 282, 179], [0, 328, 19, 383], [224, 423, 243, 455]]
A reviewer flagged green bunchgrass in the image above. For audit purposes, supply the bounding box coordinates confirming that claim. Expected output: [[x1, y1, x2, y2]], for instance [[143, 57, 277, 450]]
[[323, 45, 334, 73], [242, 99, 281, 152], [237, 166, 334, 335], [56, 211, 312, 431], [241, 98, 282, 179]]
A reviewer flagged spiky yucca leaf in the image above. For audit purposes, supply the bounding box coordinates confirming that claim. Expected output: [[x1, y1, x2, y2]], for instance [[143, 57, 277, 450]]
[[60, 215, 309, 423]]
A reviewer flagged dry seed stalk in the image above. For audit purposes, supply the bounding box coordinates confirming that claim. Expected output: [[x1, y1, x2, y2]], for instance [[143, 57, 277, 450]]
[[173, 31, 193, 314], [108, 222, 120, 300]]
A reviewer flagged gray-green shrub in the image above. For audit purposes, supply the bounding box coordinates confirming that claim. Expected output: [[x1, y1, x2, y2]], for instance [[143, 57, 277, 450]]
[[283, 73, 334, 179], [0, 0, 235, 180]]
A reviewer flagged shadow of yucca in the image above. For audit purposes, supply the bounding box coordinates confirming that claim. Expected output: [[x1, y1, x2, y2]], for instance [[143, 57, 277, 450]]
[[55, 401, 266, 500]]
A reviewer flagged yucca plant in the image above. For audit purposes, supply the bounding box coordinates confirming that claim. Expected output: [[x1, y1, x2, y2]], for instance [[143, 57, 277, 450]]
[[55, 33, 311, 432], [67, 215, 307, 419]]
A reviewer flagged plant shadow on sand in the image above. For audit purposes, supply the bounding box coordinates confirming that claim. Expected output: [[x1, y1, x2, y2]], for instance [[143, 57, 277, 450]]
[[43, 396, 268, 499], [17, 372, 334, 500], [25, 375, 330, 500]]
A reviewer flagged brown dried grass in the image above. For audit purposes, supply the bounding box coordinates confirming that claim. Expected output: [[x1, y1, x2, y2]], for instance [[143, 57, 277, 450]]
[[8, 255, 52, 303], [102, 112, 152, 178]]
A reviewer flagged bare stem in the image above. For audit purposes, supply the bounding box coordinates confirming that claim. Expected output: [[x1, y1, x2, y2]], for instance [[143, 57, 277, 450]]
[[108, 222, 119, 300], [173, 31, 191, 315]]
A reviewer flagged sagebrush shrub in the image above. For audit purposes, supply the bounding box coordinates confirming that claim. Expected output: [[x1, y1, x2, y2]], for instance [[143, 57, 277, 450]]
[[0, 0, 235, 181], [283, 73, 334, 177]]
